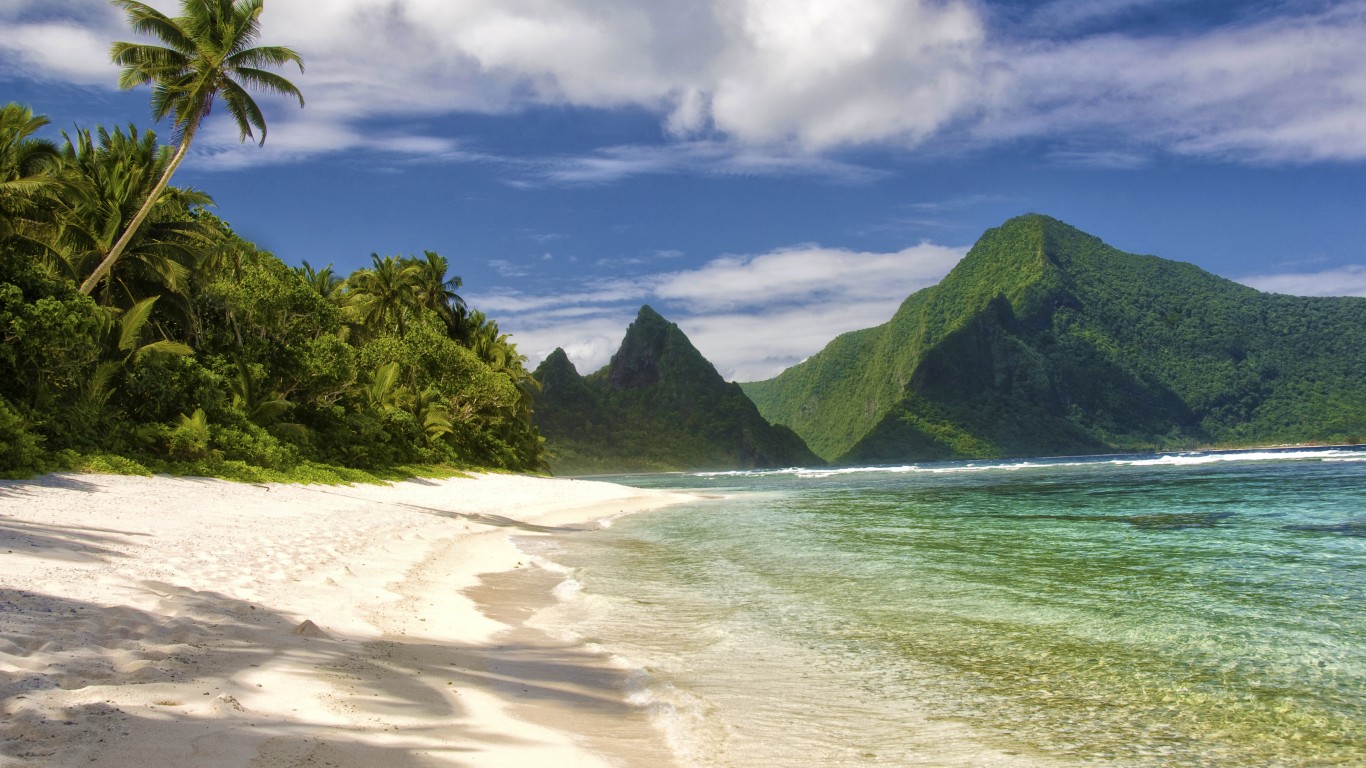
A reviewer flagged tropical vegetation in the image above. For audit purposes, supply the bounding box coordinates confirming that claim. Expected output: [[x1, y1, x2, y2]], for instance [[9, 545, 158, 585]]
[[8, 4, 1359, 480], [0, 4, 542, 479]]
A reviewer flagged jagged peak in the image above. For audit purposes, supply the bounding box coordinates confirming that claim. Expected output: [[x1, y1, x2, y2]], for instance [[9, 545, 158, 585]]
[[635, 304, 667, 323], [539, 347, 577, 373], [607, 305, 719, 391]]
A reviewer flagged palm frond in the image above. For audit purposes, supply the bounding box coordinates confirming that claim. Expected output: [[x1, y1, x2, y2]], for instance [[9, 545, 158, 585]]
[[132, 339, 194, 363], [369, 362, 403, 411], [268, 422, 311, 444], [227, 44, 304, 73], [118, 295, 160, 352], [218, 79, 267, 144], [111, 43, 191, 78], [0, 176, 62, 196], [224, 0, 266, 56], [249, 397, 292, 425], [87, 361, 123, 405], [111, 1, 195, 52], [229, 67, 305, 106]]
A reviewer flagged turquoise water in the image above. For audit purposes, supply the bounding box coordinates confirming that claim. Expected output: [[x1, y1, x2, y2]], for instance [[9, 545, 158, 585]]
[[521, 449, 1366, 767]]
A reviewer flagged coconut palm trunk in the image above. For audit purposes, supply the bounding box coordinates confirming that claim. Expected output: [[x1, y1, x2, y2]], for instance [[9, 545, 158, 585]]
[[78, 119, 197, 296]]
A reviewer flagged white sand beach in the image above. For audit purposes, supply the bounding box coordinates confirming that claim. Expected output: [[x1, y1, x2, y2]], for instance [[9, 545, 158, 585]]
[[0, 472, 694, 767]]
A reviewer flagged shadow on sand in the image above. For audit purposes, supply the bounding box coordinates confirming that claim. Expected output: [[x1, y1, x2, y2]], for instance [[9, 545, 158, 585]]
[[1, 576, 652, 767], [0, 517, 149, 563], [0, 473, 107, 498]]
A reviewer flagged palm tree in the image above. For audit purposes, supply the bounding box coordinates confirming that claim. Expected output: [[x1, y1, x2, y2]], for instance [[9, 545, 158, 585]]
[[51, 125, 213, 311], [344, 254, 419, 337], [80, 0, 304, 296], [461, 309, 539, 421], [406, 250, 464, 332], [296, 260, 343, 300], [0, 103, 62, 246]]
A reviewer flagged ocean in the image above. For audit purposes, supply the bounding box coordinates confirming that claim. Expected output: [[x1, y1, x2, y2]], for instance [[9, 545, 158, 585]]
[[516, 448, 1365, 767]]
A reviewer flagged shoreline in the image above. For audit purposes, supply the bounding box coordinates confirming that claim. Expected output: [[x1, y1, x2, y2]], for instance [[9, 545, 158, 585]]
[[0, 471, 697, 767]]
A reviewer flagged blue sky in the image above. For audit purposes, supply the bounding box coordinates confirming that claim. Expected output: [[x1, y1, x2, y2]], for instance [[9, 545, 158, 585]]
[[3, 0, 1364, 380]]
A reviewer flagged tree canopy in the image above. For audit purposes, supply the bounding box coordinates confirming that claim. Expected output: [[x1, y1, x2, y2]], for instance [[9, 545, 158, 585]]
[[0, 101, 543, 480]]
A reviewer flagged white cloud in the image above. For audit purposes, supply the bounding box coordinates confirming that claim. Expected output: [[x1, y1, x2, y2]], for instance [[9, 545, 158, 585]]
[[528, 141, 887, 185], [0, 21, 120, 85], [494, 313, 637, 378], [654, 242, 964, 311], [481, 240, 967, 380], [1237, 266, 1366, 298], [7, 0, 1366, 168], [979, 5, 1366, 162], [676, 301, 920, 382], [702, 0, 984, 148]]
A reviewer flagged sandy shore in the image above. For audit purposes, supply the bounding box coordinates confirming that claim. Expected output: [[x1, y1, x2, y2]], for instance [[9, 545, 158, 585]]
[[0, 472, 695, 767]]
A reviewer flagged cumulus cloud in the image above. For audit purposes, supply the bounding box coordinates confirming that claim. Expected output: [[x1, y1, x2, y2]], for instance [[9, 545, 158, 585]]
[[476, 241, 966, 380], [1237, 266, 1366, 298], [6, 0, 1366, 168]]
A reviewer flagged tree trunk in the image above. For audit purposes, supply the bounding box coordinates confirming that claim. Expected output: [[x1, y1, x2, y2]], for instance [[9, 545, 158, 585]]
[[78, 121, 198, 296]]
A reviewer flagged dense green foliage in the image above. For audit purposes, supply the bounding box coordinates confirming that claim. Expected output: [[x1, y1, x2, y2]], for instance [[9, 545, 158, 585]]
[[533, 306, 820, 474], [745, 215, 1366, 463], [0, 101, 543, 479]]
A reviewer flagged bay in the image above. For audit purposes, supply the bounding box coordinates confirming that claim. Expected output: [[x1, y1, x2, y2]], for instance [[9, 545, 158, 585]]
[[519, 448, 1366, 767]]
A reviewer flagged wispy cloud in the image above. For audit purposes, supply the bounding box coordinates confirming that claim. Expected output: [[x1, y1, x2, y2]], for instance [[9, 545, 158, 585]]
[[0, 20, 121, 85], [653, 243, 963, 311], [476, 240, 967, 380], [1237, 266, 1366, 298], [1006, 0, 1191, 36], [978, 4, 1366, 163], [906, 194, 1009, 214], [524, 141, 888, 185]]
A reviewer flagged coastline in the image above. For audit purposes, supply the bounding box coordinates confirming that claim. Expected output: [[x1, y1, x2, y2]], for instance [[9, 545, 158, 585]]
[[0, 471, 696, 767]]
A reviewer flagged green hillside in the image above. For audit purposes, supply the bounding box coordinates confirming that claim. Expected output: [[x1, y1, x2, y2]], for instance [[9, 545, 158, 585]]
[[533, 306, 821, 474], [743, 214, 1366, 463]]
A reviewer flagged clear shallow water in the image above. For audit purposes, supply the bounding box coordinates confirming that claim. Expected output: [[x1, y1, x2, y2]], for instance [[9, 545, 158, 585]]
[[520, 449, 1366, 767]]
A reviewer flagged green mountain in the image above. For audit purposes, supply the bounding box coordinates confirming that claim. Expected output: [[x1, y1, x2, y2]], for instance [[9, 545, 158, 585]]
[[533, 306, 821, 474], [743, 214, 1366, 463]]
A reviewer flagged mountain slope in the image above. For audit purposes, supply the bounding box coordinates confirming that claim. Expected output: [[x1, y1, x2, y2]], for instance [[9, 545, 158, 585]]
[[744, 214, 1366, 463], [534, 305, 821, 474]]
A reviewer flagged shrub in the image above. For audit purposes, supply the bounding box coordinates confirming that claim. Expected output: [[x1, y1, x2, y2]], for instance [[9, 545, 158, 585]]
[[0, 396, 45, 475], [166, 408, 217, 461]]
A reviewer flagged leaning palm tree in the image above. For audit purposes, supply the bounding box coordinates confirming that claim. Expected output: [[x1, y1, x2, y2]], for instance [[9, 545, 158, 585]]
[[52, 124, 213, 311], [80, 0, 303, 296]]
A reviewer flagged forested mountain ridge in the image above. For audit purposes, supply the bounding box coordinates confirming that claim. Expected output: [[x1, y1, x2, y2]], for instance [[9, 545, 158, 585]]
[[533, 306, 820, 474], [743, 214, 1366, 463]]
